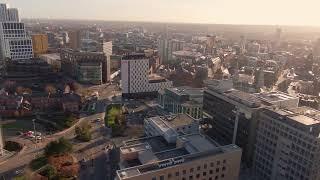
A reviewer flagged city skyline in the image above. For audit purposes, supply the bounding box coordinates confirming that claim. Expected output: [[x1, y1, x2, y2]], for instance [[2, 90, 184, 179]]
[[1, 0, 320, 26]]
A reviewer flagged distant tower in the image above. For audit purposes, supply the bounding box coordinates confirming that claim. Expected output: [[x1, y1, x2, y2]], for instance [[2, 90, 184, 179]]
[[7, 8, 19, 22], [240, 35, 246, 54], [313, 38, 320, 57], [275, 27, 282, 48], [255, 67, 265, 90], [0, 4, 8, 22], [68, 30, 81, 50], [206, 35, 216, 55]]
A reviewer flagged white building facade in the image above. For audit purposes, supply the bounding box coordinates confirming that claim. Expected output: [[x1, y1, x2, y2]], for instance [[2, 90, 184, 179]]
[[0, 4, 33, 61], [121, 54, 172, 98]]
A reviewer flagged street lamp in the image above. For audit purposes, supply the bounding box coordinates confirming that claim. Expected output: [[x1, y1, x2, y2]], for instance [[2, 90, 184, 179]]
[[32, 119, 37, 144]]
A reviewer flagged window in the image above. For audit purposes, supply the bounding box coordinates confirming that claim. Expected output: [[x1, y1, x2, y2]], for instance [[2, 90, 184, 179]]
[[210, 162, 214, 167], [203, 172, 207, 176], [176, 172, 180, 176], [183, 170, 187, 175], [204, 164, 207, 169], [217, 161, 220, 165], [222, 167, 226, 171], [190, 168, 194, 173], [196, 174, 200, 178], [215, 176, 218, 180], [197, 166, 201, 170], [223, 159, 226, 164], [168, 173, 172, 178], [210, 170, 213, 174], [216, 168, 220, 173], [152, 177, 156, 180], [221, 174, 225, 178], [189, 175, 193, 180], [160, 176, 164, 180]]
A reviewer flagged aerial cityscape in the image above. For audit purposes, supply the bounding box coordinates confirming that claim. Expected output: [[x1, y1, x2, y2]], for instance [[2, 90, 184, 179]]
[[1, 1, 320, 180]]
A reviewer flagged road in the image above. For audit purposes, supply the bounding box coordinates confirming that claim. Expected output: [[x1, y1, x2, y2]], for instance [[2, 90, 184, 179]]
[[0, 84, 119, 179]]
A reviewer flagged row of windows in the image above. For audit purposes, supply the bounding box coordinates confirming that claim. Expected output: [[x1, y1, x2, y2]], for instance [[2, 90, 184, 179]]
[[153, 166, 227, 180], [260, 117, 317, 145], [2, 22, 24, 30]]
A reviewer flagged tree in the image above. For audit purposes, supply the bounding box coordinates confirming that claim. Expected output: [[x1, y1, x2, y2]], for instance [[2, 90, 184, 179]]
[[45, 84, 57, 96], [4, 80, 17, 94], [40, 165, 57, 180], [44, 138, 73, 157], [75, 122, 92, 142]]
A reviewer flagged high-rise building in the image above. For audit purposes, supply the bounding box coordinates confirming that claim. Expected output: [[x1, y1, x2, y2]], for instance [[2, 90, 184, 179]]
[[203, 84, 299, 166], [0, 22, 33, 60], [158, 87, 204, 119], [68, 30, 81, 50], [205, 35, 216, 55], [254, 106, 320, 180], [60, 49, 109, 84], [158, 39, 184, 63], [121, 54, 172, 98], [32, 34, 48, 56], [0, 4, 8, 22], [7, 8, 19, 22], [102, 41, 112, 82], [0, 4, 33, 65]]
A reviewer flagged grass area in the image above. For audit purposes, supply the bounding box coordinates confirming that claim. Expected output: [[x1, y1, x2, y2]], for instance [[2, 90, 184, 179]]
[[2, 122, 26, 130], [13, 175, 27, 180], [30, 156, 48, 171]]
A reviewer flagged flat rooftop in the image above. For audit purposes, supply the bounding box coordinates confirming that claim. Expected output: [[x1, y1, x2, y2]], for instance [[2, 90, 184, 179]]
[[167, 86, 203, 97], [118, 134, 240, 179], [124, 135, 176, 153], [256, 91, 297, 103], [40, 53, 61, 60], [147, 114, 195, 130], [266, 106, 320, 126]]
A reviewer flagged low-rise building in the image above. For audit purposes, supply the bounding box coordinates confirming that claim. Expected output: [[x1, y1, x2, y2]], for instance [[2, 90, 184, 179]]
[[60, 49, 110, 84], [39, 53, 61, 71], [117, 134, 242, 180], [144, 114, 199, 143], [62, 93, 81, 113], [77, 62, 102, 85], [158, 87, 203, 119]]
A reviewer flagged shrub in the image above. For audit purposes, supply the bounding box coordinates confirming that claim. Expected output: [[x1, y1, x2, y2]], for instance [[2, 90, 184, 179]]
[[44, 138, 73, 157], [30, 156, 48, 171]]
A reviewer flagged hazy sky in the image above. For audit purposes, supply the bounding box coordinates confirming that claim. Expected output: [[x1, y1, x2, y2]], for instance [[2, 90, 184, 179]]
[[1, 0, 320, 26]]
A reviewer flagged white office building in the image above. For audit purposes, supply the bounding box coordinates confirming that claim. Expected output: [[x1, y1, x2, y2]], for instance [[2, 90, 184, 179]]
[[121, 54, 172, 98], [0, 22, 33, 60], [0, 4, 33, 62]]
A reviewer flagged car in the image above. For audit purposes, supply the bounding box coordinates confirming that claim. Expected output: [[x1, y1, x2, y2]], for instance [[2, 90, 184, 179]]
[[16, 131, 23, 136], [36, 136, 42, 140], [15, 169, 24, 175]]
